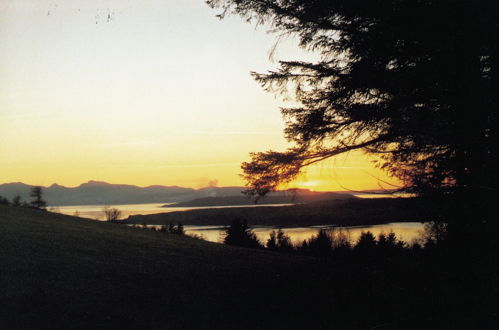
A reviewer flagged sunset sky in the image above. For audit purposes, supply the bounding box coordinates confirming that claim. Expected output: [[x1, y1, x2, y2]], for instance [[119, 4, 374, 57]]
[[0, 0, 400, 191]]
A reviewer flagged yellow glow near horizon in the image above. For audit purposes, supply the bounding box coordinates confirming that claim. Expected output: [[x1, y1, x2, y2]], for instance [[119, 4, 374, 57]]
[[286, 152, 401, 192], [0, 1, 401, 191]]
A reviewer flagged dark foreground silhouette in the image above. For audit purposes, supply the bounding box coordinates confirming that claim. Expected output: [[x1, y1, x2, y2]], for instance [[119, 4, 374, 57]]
[[1, 205, 497, 329]]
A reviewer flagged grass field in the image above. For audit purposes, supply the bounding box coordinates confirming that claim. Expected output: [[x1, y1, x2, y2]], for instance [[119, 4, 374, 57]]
[[0, 205, 336, 329], [1, 204, 494, 329]]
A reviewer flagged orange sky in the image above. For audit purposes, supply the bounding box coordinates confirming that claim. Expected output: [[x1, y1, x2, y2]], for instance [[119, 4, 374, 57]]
[[0, 1, 400, 191]]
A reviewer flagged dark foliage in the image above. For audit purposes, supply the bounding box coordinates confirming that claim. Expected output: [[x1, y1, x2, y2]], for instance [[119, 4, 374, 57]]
[[0, 195, 9, 205], [175, 222, 184, 235], [29, 186, 47, 210], [300, 229, 334, 256], [157, 223, 186, 235], [12, 195, 21, 207], [421, 221, 448, 245], [351, 231, 407, 264], [354, 231, 377, 252], [266, 229, 294, 252], [266, 228, 410, 260], [377, 232, 405, 250], [103, 206, 122, 222], [224, 218, 262, 248], [297, 227, 352, 257], [207, 0, 499, 235]]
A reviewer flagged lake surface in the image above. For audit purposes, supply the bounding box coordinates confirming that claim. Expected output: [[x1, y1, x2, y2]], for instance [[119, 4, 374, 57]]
[[51, 203, 425, 245], [183, 222, 424, 245]]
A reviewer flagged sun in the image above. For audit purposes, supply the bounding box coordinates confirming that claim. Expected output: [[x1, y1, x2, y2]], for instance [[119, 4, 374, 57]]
[[289, 180, 320, 190]]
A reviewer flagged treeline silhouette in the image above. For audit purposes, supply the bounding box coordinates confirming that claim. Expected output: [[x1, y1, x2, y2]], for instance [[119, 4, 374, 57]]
[[223, 218, 420, 259], [129, 222, 186, 236], [220, 218, 496, 328], [0, 186, 47, 210]]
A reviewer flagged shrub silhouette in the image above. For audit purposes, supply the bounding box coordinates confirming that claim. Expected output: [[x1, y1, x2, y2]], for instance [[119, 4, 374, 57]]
[[30, 186, 47, 210], [267, 231, 278, 250], [103, 206, 122, 222], [377, 232, 405, 250], [301, 229, 334, 257], [224, 219, 262, 249], [266, 229, 294, 253], [331, 228, 352, 250], [173, 222, 184, 235], [0, 195, 9, 205], [354, 231, 377, 252], [162, 222, 184, 235], [12, 195, 21, 207], [298, 228, 352, 257], [422, 221, 448, 246], [352, 231, 407, 262]]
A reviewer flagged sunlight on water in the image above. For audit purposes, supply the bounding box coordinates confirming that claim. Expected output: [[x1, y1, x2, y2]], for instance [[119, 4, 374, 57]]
[[353, 193, 415, 199], [185, 222, 425, 245]]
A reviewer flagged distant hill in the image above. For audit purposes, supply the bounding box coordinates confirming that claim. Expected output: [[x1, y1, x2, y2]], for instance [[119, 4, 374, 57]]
[[1, 181, 399, 207], [0, 181, 248, 206], [163, 191, 355, 207], [130, 197, 424, 227]]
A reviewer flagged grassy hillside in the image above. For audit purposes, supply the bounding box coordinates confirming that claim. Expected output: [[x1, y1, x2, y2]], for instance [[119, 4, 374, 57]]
[[1, 205, 491, 329], [0, 205, 334, 329], [129, 197, 424, 226]]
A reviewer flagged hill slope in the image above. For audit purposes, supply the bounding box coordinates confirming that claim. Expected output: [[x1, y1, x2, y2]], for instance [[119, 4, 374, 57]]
[[0, 205, 490, 329], [0, 205, 330, 329]]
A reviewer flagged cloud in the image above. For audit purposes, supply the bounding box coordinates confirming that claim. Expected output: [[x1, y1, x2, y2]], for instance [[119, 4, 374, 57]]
[[207, 179, 218, 187]]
